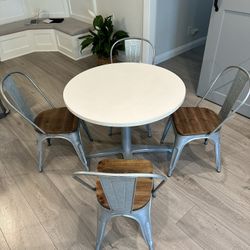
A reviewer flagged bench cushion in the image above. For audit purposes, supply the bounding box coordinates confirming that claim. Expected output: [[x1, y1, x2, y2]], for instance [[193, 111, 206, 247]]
[[0, 18, 91, 36]]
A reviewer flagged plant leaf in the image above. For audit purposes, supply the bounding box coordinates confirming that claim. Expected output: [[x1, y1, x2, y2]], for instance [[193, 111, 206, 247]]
[[93, 15, 103, 30], [80, 37, 93, 52], [79, 34, 92, 40], [81, 14, 129, 58], [89, 29, 98, 37], [112, 30, 129, 43]]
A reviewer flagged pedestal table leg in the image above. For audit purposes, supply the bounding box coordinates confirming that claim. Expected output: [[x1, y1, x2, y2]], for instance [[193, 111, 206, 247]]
[[122, 127, 132, 159]]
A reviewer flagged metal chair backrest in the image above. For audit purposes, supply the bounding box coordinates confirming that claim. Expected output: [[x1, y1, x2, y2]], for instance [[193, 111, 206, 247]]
[[73, 171, 166, 213], [0, 71, 54, 134], [2, 73, 34, 121], [197, 66, 250, 133], [110, 37, 155, 64]]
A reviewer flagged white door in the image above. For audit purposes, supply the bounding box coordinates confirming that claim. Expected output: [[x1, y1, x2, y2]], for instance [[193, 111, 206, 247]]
[[197, 0, 250, 117]]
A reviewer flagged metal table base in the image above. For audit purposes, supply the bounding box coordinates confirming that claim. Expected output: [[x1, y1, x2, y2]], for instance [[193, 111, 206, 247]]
[[88, 127, 172, 159]]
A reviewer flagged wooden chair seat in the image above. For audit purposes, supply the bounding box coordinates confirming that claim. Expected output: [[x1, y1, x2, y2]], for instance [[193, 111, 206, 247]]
[[173, 107, 221, 136], [96, 159, 153, 211], [34, 107, 78, 134]]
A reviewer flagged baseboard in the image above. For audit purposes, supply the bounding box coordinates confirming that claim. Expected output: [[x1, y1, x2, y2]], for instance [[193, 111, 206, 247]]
[[155, 37, 207, 64]]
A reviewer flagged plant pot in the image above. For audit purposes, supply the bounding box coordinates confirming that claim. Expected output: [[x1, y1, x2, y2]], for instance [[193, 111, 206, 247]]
[[96, 56, 111, 66], [96, 56, 118, 66]]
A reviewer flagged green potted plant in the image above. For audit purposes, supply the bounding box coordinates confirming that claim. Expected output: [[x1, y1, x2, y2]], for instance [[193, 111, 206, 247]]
[[79, 15, 129, 65]]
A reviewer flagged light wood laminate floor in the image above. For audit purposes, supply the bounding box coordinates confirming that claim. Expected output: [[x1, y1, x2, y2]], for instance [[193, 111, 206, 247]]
[[0, 48, 249, 250]]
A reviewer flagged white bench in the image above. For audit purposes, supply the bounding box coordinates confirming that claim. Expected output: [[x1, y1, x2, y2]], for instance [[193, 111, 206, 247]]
[[0, 18, 92, 61]]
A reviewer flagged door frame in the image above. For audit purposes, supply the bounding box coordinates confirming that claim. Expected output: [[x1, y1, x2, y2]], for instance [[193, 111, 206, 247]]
[[143, 0, 157, 47]]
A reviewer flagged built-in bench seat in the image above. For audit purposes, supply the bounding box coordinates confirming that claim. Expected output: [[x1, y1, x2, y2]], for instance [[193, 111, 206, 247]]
[[0, 18, 91, 36], [0, 18, 92, 61]]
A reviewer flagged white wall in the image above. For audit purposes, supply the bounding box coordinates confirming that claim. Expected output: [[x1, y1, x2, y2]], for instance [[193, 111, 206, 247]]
[[155, 0, 213, 63], [0, 0, 27, 24], [24, 0, 69, 18], [96, 0, 143, 37], [0, 0, 69, 25]]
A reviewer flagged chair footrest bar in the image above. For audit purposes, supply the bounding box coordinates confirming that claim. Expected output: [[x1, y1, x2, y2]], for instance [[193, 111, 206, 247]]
[[131, 144, 173, 154], [87, 144, 173, 159]]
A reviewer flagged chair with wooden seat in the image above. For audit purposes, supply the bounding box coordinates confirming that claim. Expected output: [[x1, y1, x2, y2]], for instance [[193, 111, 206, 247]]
[[0, 71, 93, 172], [73, 159, 166, 250], [160, 66, 250, 176], [108, 37, 156, 137]]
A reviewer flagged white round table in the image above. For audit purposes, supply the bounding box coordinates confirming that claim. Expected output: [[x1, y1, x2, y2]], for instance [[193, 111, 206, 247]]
[[63, 63, 186, 158]]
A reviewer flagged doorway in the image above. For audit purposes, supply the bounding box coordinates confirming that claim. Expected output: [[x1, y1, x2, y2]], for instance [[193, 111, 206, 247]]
[[143, 0, 213, 92]]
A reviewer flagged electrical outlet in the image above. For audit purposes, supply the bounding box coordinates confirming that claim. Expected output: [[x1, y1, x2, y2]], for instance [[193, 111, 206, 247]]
[[187, 26, 192, 36], [191, 28, 199, 36], [187, 26, 199, 36]]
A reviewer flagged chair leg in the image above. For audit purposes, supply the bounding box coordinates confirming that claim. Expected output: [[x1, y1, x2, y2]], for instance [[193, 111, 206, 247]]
[[70, 131, 89, 171], [108, 127, 113, 136], [47, 138, 51, 146], [80, 120, 93, 142], [204, 138, 208, 145], [37, 136, 45, 172], [145, 124, 152, 137], [168, 135, 186, 177], [96, 206, 110, 250], [133, 203, 154, 250], [210, 133, 221, 172], [160, 117, 172, 144]]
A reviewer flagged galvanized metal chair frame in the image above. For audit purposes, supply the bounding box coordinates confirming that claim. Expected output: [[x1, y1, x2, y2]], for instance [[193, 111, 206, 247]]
[[109, 37, 156, 138], [0, 71, 91, 172], [110, 37, 156, 64], [73, 170, 166, 250], [160, 66, 250, 176]]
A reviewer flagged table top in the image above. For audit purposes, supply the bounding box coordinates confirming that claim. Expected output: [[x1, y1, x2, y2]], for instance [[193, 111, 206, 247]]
[[63, 63, 186, 127]]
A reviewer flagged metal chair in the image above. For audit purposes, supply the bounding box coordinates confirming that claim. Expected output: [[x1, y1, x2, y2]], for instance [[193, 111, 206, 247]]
[[0, 71, 92, 172], [160, 66, 250, 177], [73, 159, 166, 250], [109, 37, 156, 137]]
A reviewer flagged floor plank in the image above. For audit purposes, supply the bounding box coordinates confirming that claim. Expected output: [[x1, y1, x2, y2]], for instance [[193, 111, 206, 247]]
[[13, 172, 96, 249], [0, 228, 10, 250], [0, 176, 55, 249], [171, 171, 250, 245], [177, 206, 249, 249]]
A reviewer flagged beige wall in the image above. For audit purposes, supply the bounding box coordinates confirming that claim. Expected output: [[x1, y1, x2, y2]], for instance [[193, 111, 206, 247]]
[[68, 0, 95, 22], [0, 0, 143, 36], [96, 0, 143, 37]]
